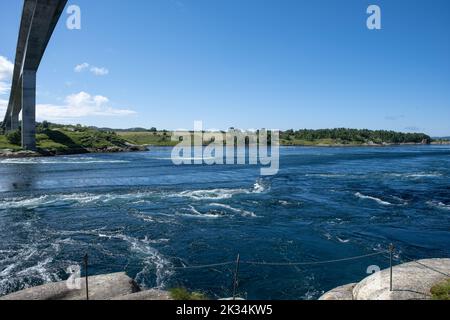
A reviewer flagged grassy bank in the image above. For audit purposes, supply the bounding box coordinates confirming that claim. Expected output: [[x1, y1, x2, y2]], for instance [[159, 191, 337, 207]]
[[169, 288, 208, 300], [0, 135, 22, 151], [117, 131, 177, 146], [1, 124, 437, 155], [431, 279, 450, 300], [118, 128, 433, 147], [0, 124, 145, 156], [116, 132, 376, 147]]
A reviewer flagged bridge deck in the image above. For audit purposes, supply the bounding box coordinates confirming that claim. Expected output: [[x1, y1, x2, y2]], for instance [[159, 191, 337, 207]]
[[2, 0, 67, 150]]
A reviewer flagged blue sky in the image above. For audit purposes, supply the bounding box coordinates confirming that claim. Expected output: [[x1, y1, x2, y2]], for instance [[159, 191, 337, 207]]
[[1, 0, 449, 135]]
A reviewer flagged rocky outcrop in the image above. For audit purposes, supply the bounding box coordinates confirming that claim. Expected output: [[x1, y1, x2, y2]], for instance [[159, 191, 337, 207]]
[[0, 272, 140, 300], [0, 145, 148, 158], [0, 149, 40, 158], [320, 258, 450, 300], [319, 283, 356, 300]]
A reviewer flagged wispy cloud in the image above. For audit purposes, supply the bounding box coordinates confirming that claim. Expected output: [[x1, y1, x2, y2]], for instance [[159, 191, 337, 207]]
[[0, 82, 10, 96], [0, 56, 13, 95], [385, 115, 404, 121], [74, 62, 89, 73], [404, 126, 421, 132], [74, 63, 109, 76], [0, 98, 7, 115], [89, 66, 109, 76], [171, 0, 186, 11], [37, 91, 136, 121]]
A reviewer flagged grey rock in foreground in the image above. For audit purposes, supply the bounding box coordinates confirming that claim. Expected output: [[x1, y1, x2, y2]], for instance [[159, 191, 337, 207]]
[[319, 283, 356, 300], [320, 258, 450, 300], [0, 272, 140, 300]]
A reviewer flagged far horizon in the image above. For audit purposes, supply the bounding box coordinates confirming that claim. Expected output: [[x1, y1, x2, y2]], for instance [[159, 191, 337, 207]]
[[16, 121, 444, 138]]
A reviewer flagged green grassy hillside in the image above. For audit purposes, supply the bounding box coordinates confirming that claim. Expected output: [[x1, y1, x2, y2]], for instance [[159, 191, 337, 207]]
[[118, 128, 432, 147], [1, 123, 433, 154], [0, 124, 143, 155], [117, 131, 176, 146]]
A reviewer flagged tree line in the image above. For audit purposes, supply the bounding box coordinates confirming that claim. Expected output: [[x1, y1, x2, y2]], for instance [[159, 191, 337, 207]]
[[280, 128, 431, 144]]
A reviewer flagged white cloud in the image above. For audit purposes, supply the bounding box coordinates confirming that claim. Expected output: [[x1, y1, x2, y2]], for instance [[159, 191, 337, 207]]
[[385, 115, 405, 121], [0, 82, 10, 95], [404, 126, 421, 132], [0, 56, 13, 95], [74, 63, 109, 76], [90, 66, 109, 76], [74, 62, 89, 73], [36, 91, 136, 121], [0, 99, 7, 116]]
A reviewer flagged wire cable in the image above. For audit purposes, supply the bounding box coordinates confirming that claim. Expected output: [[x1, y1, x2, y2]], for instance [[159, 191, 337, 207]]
[[240, 251, 388, 266]]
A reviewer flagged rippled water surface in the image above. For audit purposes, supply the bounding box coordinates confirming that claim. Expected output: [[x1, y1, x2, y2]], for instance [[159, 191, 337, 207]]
[[1, 146, 449, 299]]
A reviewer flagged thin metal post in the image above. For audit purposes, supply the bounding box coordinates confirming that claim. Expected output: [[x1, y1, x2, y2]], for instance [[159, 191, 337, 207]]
[[84, 254, 89, 300], [389, 243, 394, 292], [232, 254, 240, 300]]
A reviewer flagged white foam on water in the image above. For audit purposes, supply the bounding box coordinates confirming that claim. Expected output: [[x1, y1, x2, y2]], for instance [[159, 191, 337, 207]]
[[336, 237, 350, 244], [121, 235, 173, 288], [0, 191, 159, 210], [175, 179, 269, 201], [0, 242, 63, 296], [180, 205, 222, 219], [253, 179, 268, 193], [427, 200, 450, 211], [100, 191, 155, 203], [0, 193, 111, 209], [408, 173, 442, 178], [300, 274, 321, 300], [388, 172, 443, 179], [58, 193, 104, 204], [354, 192, 392, 206], [130, 212, 155, 223], [209, 203, 257, 217], [305, 173, 347, 178], [391, 196, 408, 206], [176, 188, 249, 200], [323, 233, 333, 240], [89, 232, 173, 288], [0, 195, 50, 209], [0, 179, 269, 211], [15, 257, 57, 283]]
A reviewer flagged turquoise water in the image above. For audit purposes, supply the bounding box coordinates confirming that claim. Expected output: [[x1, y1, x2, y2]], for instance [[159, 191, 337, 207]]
[[0, 146, 449, 299]]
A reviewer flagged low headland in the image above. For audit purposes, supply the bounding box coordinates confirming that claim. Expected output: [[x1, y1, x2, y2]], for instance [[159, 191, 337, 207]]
[[1, 122, 448, 158], [0, 122, 148, 158]]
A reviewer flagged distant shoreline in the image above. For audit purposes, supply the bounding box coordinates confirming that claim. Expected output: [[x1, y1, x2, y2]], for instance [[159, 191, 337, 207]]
[[1, 124, 448, 158], [0, 146, 147, 159], [2, 142, 447, 159]]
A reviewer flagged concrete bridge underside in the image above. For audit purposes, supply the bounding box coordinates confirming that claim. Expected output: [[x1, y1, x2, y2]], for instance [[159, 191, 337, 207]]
[[2, 0, 67, 150]]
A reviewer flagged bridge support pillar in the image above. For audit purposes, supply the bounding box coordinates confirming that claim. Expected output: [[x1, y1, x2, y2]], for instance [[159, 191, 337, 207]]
[[2, 119, 11, 134], [21, 69, 36, 150], [11, 84, 22, 131], [10, 113, 19, 131]]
